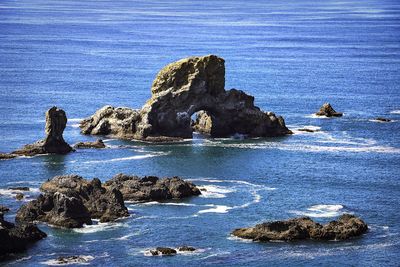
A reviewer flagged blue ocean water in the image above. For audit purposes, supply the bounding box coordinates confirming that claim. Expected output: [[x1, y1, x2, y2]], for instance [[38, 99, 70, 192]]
[[1, 0, 400, 266]]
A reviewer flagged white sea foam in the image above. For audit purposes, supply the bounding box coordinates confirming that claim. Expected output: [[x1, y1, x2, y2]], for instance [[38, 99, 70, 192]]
[[139, 201, 197, 207], [390, 110, 400, 114], [290, 204, 344, 218], [72, 222, 128, 234], [82, 152, 170, 163], [227, 234, 253, 243], [198, 185, 235, 198], [198, 204, 232, 214], [41, 255, 94, 265], [68, 118, 84, 122], [369, 119, 396, 123], [0, 187, 40, 200], [69, 124, 80, 128]]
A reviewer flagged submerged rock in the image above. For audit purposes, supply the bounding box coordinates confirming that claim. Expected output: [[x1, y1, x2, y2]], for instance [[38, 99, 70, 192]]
[[80, 55, 291, 141], [16, 175, 129, 228], [73, 139, 106, 149], [103, 174, 201, 202], [232, 214, 367, 242], [49, 255, 94, 265], [374, 117, 391, 122], [150, 247, 177, 256], [0, 207, 46, 259], [177, 246, 196, 252], [13, 107, 73, 156], [315, 103, 343, 117], [297, 128, 318, 133]]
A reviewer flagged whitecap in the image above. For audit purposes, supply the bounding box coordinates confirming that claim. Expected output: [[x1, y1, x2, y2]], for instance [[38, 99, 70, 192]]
[[390, 110, 400, 114], [68, 118, 84, 122], [227, 234, 253, 243], [68, 124, 80, 128], [72, 222, 128, 234], [290, 204, 344, 218], [198, 185, 235, 199], [138, 201, 197, 207], [198, 205, 232, 214]]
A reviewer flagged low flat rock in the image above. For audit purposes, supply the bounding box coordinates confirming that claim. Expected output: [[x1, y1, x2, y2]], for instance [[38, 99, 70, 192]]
[[232, 214, 368, 242], [0, 153, 17, 160], [104, 173, 201, 202], [73, 139, 106, 149]]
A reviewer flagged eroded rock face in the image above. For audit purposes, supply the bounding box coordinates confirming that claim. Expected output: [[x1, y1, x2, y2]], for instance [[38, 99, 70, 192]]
[[315, 103, 343, 117], [0, 208, 46, 258], [16, 175, 129, 228], [232, 214, 367, 242], [103, 173, 201, 202], [80, 55, 291, 140], [13, 107, 73, 156]]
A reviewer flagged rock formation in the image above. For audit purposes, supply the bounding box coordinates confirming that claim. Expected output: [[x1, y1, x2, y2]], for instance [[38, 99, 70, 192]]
[[74, 139, 106, 149], [103, 173, 201, 202], [232, 214, 368, 242], [149, 247, 177, 256], [16, 175, 129, 228], [80, 55, 291, 141], [13, 107, 73, 156], [0, 207, 46, 259], [315, 103, 343, 117], [0, 153, 17, 160]]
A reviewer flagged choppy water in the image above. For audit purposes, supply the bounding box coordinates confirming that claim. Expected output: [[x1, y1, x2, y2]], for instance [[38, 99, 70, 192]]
[[1, 0, 400, 266]]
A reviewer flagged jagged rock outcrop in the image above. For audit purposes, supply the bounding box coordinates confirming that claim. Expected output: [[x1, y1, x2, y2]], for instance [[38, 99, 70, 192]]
[[80, 55, 291, 141], [315, 103, 343, 117], [74, 139, 106, 149], [16, 175, 129, 228], [13, 107, 73, 156], [232, 214, 368, 242], [0, 207, 46, 259], [149, 247, 177, 256], [103, 174, 201, 202]]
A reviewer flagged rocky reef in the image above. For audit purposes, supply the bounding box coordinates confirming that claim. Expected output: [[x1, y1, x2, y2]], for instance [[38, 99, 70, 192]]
[[73, 139, 106, 149], [16, 175, 129, 228], [104, 173, 201, 202], [232, 214, 367, 241], [315, 103, 343, 117], [80, 55, 291, 141], [12, 107, 73, 156], [0, 206, 46, 259]]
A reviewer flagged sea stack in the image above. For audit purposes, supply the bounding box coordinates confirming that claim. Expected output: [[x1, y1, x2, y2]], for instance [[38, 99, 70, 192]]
[[80, 55, 292, 141], [13, 107, 73, 156]]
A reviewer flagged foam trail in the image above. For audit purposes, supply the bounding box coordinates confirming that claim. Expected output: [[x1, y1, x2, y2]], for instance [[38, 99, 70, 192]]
[[198, 205, 232, 214], [290, 204, 344, 218], [72, 222, 128, 234], [83, 152, 170, 163]]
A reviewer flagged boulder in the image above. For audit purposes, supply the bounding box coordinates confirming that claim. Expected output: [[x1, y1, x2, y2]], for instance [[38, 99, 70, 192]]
[[13, 107, 73, 156], [150, 247, 177, 256], [0, 208, 46, 259], [16, 175, 129, 228], [15, 193, 24, 201], [232, 214, 367, 242], [73, 139, 106, 149], [315, 103, 343, 117], [103, 173, 201, 202], [80, 55, 291, 141]]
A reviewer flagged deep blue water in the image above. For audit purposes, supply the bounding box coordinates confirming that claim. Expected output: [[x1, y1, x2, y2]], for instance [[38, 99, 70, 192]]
[[1, 0, 400, 266]]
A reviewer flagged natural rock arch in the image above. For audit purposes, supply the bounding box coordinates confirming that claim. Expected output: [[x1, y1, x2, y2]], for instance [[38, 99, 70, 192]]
[[80, 55, 292, 140]]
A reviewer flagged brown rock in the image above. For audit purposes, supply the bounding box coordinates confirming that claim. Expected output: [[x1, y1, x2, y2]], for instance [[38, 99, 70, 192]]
[[74, 139, 106, 149], [315, 103, 343, 117]]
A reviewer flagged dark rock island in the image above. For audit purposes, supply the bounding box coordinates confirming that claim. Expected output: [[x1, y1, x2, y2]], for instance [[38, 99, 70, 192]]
[[80, 55, 291, 141], [0, 206, 46, 259], [315, 103, 343, 117], [232, 214, 367, 242], [16, 175, 129, 228]]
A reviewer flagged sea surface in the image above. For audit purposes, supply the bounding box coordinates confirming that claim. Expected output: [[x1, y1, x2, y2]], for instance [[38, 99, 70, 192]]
[[1, 0, 400, 266]]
